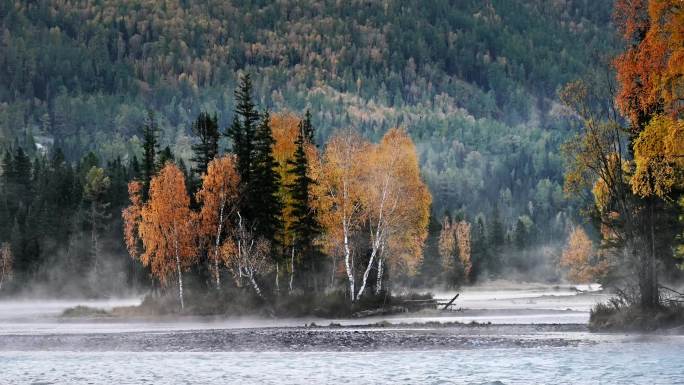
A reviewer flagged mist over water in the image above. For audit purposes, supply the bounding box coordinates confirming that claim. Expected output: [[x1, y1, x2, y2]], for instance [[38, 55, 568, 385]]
[[3, 283, 678, 384]]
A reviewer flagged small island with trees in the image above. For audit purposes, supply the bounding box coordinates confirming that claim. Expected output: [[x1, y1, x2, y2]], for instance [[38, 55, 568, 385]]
[[0, 0, 682, 333]]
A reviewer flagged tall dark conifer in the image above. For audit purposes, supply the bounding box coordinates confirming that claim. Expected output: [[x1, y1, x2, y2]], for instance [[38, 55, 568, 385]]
[[286, 115, 321, 287], [488, 205, 505, 275], [141, 112, 158, 201], [301, 109, 315, 145], [156, 146, 175, 169], [226, 74, 259, 187], [190, 112, 220, 176], [251, 111, 283, 243]]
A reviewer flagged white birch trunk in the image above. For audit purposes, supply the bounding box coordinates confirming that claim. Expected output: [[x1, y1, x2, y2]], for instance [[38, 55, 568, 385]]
[[375, 247, 384, 295], [275, 263, 280, 294], [356, 241, 379, 300], [174, 241, 185, 310], [249, 270, 263, 298], [343, 218, 355, 301], [289, 245, 295, 293], [212, 200, 225, 289], [91, 204, 100, 280], [357, 178, 388, 300], [330, 254, 337, 289]]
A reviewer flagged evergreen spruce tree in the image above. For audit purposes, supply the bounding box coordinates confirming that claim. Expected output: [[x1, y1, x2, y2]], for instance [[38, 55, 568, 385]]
[[286, 116, 321, 288], [129, 155, 141, 180], [488, 205, 505, 275], [226, 74, 259, 188], [513, 218, 527, 251], [470, 216, 488, 281], [190, 112, 220, 176], [250, 111, 283, 243], [1, 150, 14, 216], [418, 208, 444, 287], [156, 146, 175, 169], [301, 109, 315, 144], [141, 112, 158, 201]]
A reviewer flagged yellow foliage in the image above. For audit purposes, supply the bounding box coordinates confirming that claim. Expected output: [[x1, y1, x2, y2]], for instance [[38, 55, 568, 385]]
[[314, 130, 369, 258], [315, 128, 431, 281], [560, 227, 608, 283], [438, 218, 472, 281], [369, 128, 431, 274], [592, 178, 611, 213], [632, 114, 684, 198]]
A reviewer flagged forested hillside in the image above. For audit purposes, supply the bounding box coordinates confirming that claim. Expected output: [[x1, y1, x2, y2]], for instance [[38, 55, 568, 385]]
[[0, 0, 618, 286]]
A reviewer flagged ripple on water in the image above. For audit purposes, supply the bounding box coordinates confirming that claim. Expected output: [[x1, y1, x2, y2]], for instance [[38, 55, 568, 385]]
[[4, 341, 682, 384]]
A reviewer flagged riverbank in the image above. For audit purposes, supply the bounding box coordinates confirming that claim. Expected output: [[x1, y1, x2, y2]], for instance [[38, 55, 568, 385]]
[[589, 301, 684, 332]]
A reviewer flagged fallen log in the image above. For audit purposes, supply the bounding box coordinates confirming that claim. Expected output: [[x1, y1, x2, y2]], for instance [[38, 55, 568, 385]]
[[441, 293, 459, 311]]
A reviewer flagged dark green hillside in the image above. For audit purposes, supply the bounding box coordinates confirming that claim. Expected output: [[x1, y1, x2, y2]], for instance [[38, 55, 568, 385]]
[[0, 0, 617, 280]]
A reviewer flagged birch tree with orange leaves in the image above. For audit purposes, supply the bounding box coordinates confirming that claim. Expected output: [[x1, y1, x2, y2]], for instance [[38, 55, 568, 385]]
[[196, 156, 240, 289], [138, 163, 197, 309], [315, 130, 369, 300], [357, 128, 431, 298]]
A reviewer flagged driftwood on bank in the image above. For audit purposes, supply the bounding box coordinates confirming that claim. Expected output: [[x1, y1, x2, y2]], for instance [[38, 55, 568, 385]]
[[441, 293, 460, 311]]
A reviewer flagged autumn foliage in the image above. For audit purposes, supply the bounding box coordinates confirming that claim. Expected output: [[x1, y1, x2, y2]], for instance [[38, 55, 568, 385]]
[[138, 163, 198, 308], [439, 217, 472, 283], [560, 227, 608, 284], [315, 128, 431, 300], [122, 180, 143, 260], [123, 111, 432, 305], [196, 156, 241, 288], [614, 0, 684, 128]]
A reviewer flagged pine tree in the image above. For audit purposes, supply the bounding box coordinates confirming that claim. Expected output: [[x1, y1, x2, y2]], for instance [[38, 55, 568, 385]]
[[12, 147, 33, 198], [470, 216, 487, 281], [191, 112, 220, 176], [141, 112, 158, 201], [487, 205, 505, 275], [513, 218, 527, 250], [129, 155, 141, 180], [83, 166, 111, 287], [1, 150, 14, 217], [226, 74, 259, 188], [418, 208, 443, 287], [301, 109, 315, 145], [156, 146, 175, 169], [286, 116, 321, 288], [251, 111, 283, 244]]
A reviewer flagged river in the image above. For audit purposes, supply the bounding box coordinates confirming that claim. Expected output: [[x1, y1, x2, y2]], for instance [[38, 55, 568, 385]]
[[1, 283, 681, 384]]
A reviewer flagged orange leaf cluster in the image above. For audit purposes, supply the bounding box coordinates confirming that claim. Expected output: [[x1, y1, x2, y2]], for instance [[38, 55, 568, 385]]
[[122, 180, 143, 260], [196, 156, 241, 285], [138, 163, 198, 286], [560, 227, 609, 283], [614, 0, 684, 126]]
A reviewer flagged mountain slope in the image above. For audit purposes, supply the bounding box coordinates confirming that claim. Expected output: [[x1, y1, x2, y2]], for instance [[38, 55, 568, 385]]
[[0, 0, 617, 254]]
